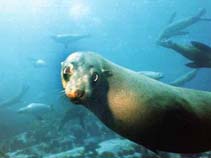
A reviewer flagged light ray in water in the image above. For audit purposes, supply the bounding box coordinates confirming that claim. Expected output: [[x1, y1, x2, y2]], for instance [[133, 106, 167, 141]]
[[69, 0, 91, 21], [57, 90, 68, 104]]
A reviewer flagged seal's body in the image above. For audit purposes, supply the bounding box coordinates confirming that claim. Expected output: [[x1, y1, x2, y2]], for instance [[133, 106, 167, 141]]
[[51, 33, 90, 48], [61, 52, 211, 153], [139, 71, 164, 80], [17, 103, 53, 120], [157, 8, 210, 43], [161, 40, 211, 68], [170, 69, 198, 86]]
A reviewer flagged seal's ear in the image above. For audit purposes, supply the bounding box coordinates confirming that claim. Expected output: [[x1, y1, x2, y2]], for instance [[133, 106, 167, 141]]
[[102, 69, 112, 77]]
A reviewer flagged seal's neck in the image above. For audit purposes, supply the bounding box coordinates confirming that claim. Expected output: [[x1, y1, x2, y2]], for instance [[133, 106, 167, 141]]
[[86, 96, 115, 128]]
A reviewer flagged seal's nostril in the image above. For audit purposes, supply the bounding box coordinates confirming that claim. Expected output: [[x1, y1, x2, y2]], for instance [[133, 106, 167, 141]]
[[67, 89, 84, 100], [75, 89, 84, 98]]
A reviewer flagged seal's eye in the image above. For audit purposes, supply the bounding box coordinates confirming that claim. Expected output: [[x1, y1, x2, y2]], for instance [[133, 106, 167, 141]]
[[63, 66, 71, 74], [92, 72, 99, 83], [63, 66, 73, 81]]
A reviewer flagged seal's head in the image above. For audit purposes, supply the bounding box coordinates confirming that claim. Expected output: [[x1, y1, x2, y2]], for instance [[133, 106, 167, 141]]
[[61, 52, 111, 105]]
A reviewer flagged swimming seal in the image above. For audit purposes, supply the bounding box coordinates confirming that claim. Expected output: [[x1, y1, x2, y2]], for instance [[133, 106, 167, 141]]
[[157, 8, 211, 43], [61, 51, 211, 153], [51, 33, 90, 49], [170, 69, 198, 86], [160, 40, 211, 68], [0, 83, 28, 108]]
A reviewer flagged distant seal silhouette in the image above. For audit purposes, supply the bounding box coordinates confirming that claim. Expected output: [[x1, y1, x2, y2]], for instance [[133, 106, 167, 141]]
[[0, 83, 28, 108], [157, 8, 211, 43], [161, 40, 211, 68], [170, 69, 198, 86], [51, 33, 90, 49], [139, 71, 164, 80], [18, 103, 53, 120], [61, 52, 211, 153], [34, 59, 47, 68]]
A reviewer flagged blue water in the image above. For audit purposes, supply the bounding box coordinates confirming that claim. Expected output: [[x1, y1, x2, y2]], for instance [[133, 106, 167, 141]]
[[0, 0, 211, 157]]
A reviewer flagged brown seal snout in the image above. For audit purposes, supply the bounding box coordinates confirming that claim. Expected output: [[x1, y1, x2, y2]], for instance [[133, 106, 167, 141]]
[[66, 89, 84, 102]]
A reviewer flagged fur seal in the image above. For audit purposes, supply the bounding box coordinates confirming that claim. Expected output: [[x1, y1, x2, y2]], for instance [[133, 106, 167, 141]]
[[167, 12, 177, 25], [0, 83, 28, 108], [61, 51, 211, 153], [170, 69, 198, 86], [18, 103, 53, 120], [34, 59, 47, 68], [139, 71, 164, 80], [157, 8, 211, 43], [160, 40, 211, 68], [51, 33, 90, 49]]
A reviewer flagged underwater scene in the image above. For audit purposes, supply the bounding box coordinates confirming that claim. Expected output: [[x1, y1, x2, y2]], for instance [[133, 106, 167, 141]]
[[1, 0, 211, 157]]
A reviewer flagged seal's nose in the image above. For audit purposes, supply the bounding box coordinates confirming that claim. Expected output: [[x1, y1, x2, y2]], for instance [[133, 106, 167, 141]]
[[67, 89, 84, 100]]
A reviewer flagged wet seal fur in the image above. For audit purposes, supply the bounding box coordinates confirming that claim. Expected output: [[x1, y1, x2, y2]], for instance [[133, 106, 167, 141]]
[[61, 51, 211, 153], [160, 40, 211, 68]]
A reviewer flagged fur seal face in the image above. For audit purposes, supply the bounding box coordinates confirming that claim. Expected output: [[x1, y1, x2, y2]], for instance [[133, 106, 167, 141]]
[[61, 52, 110, 105]]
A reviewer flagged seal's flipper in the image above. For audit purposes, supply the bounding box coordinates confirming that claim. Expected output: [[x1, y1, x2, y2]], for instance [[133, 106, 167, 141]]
[[186, 62, 199, 68], [167, 12, 177, 25], [102, 69, 113, 77], [199, 18, 211, 21], [185, 61, 208, 68], [191, 41, 211, 53], [196, 8, 206, 19]]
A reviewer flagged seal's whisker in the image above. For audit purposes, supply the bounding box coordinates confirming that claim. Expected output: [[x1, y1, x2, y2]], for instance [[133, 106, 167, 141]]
[[57, 96, 65, 104], [57, 91, 67, 103], [55, 90, 65, 98], [58, 90, 65, 94], [53, 89, 64, 93], [59, 90, 65, 96], [58, 92, 65, 98], [57, 94, 68, 104]]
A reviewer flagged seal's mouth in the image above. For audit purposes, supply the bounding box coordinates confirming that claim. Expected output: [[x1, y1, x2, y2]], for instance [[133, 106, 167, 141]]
[[65, 90, 86, 105]]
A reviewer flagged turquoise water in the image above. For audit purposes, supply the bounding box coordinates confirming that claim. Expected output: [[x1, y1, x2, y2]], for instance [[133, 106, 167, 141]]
[[0, 0, 211, 157]]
